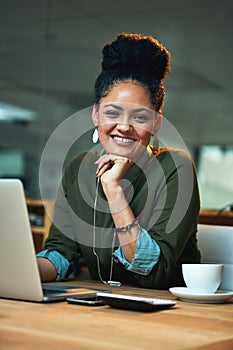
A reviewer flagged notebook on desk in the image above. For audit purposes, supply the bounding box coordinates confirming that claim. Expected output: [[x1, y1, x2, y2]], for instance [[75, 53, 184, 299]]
[[0, 178, 96, 302]]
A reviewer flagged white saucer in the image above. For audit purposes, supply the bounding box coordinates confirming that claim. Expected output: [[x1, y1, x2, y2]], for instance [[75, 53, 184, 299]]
[[169, 287, 233, 304]]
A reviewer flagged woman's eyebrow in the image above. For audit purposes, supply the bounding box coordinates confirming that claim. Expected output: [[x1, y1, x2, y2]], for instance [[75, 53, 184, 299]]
[[103, 104, 123, 111], [132, 107, 154, 116]]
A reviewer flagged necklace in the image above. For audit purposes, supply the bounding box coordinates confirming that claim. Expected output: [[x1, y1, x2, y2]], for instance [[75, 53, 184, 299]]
[[92, 176, 121, 287]]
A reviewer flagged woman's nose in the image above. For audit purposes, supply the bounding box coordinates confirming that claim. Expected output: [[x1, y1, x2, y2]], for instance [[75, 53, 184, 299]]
[[116, 122, 133, 133]]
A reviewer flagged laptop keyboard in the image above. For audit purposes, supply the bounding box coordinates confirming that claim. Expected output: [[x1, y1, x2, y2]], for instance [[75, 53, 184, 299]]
[[42, 284, 71, 294], [43, 288, 67, 295]]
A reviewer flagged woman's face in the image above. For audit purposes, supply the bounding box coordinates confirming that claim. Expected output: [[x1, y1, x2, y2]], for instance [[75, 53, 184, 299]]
[[92, 82, 161, 161]]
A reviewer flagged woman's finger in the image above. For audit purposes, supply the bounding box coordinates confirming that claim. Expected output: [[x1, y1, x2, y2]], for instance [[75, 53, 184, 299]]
[[96, 161, 112, 176]]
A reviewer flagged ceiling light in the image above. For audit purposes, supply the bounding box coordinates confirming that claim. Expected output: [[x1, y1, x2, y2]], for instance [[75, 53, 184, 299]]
[[0, 101, 37, 122]]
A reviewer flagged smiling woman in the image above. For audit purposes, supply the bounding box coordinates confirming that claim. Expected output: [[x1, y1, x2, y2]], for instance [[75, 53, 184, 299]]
[[37, 33, 201, 289], [92, 84, 159, 161]]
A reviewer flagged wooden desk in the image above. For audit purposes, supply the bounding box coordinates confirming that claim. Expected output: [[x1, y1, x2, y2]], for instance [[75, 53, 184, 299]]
[[199, 209, 233, 226], [1, 281, 233, 350]]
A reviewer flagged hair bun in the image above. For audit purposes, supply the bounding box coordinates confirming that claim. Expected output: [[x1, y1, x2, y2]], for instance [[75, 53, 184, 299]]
[[101, 33, 170, 80]]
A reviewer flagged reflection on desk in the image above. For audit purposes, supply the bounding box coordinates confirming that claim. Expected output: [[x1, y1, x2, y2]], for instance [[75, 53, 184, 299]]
[[1, 280, 233, 350]]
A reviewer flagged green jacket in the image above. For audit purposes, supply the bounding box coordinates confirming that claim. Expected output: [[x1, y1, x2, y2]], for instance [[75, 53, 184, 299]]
[[44, 147, 201, 289]]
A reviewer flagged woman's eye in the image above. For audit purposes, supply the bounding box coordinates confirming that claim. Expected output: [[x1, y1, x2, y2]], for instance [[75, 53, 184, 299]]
[[105, 110, 119, 117], [133, 114, 149, 122]]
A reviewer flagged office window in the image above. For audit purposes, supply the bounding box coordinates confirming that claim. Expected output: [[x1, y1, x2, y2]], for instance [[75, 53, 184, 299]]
[[197, 146, 233, 209], [0, 151, 24, 177]]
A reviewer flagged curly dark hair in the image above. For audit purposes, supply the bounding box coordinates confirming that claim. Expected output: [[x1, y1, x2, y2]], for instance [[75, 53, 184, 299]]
[[94, 33, 170, 112]]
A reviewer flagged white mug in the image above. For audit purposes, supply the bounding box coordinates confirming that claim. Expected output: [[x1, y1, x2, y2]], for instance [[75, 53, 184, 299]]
[[182, 263, 223, 294]]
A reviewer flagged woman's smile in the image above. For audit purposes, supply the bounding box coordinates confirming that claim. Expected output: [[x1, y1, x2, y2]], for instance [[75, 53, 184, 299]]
[[112, 136, 135, 144]]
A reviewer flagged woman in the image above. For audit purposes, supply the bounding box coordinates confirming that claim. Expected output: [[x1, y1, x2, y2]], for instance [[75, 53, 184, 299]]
[[37, 33, 200, 289]]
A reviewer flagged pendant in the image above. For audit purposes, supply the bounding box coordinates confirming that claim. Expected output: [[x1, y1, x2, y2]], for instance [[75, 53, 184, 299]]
[[108, 280, 122, 287]]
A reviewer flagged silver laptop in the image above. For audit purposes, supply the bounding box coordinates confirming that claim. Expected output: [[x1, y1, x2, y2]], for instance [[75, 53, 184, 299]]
[[0, 178, 95, 302]]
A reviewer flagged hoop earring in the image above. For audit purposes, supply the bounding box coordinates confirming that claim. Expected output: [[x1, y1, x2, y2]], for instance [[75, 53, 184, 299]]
[[92, 128, 99, 144]]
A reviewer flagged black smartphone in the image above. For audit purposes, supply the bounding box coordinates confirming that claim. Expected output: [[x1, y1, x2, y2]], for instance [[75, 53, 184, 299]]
[[96, 292, 176, 311], [66, 293, 104, 306]]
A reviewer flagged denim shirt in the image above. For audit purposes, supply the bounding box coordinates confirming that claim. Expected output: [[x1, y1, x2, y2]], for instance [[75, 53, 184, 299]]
[[37, 228, 160, 281]]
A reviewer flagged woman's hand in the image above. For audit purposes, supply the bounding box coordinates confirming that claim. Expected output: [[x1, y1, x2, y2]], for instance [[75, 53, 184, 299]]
[[95, 154, 133, 185], [95, 154, 138, 262], [37, 257, 57, 282]]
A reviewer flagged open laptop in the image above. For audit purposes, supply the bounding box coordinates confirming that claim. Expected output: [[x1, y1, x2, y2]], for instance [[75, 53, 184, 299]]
[[0, 178, 98, 302]]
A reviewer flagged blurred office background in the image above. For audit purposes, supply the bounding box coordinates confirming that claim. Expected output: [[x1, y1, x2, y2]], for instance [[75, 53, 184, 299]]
[[0, 0, 232, 209]]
